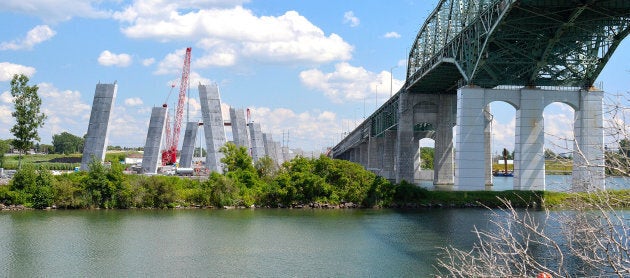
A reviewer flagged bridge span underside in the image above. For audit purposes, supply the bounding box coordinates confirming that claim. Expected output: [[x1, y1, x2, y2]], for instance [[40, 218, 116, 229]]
[[332, 0, 630, 191]]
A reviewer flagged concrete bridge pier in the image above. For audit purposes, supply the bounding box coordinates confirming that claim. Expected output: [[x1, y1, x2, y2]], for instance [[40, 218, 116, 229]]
[[573, 90, 605, 191], [395, 93, 456, 184], [454, 87, 492, 190], [455, 86, 605, 191], [434, 94, 456, 185]]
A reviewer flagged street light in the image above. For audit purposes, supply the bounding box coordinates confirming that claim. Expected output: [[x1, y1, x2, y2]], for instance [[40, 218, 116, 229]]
[[390, 65, 398, 97]]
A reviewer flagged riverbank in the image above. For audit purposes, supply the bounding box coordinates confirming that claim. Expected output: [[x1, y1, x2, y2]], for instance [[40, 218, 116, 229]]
[[3, 188, 628, 211]]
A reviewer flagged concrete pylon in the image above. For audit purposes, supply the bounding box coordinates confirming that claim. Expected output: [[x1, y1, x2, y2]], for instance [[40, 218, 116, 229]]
[[454, 87, 489, 190], [229, 108, 250, 149], [179, 122, 199, 168], [81, 83, 117, 170], [395, 92, 418, 183], [514, 89, 545, 190], [199, 84, 226, 173], [572, 90, 605, 191], [248, 123, 265, 163], [434, 94, 456, 185], [141, 106, 167, 174]]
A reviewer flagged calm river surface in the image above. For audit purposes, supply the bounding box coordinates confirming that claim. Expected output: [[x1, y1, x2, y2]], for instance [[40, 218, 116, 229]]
[[0, 208, 505, 277], [1, 175, 628, 277]]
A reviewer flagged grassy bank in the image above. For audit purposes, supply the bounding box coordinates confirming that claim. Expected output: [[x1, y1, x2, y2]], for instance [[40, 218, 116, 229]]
[[1, 146, 627, 210]]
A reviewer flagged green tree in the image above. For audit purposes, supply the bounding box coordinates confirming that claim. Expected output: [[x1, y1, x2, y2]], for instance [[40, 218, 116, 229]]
[[0, 139, 10, 168], [220, 142, 255, 173], [194, 147, 207, 157], [619, 138, 630, 157], [85, 156, 113, 208], [52, 132, 84, 154], [255, 156, 277, 182], [10, 74, 46, 169], [420, 147, 434, 169], [32, 167, 54, 209]]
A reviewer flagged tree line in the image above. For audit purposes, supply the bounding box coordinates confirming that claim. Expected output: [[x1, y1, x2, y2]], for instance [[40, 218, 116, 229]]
[[0, 142, 428, 209]]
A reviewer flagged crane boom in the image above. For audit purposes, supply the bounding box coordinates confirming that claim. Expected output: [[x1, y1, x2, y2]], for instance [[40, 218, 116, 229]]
[[171, 47, 192, 154], [161, 47, 192, 165]]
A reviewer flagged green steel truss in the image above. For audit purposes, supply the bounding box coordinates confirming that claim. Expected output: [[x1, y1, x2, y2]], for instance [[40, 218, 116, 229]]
[[406, 0, 630, 92], [333, 0, 630, 156]]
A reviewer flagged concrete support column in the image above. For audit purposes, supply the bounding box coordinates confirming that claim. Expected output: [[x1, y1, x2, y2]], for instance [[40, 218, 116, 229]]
[[434, 94, 456, 185], [514, 89, 545, 190], [572, 90, 605, 191], [455, 87, 487, 190], [141, 106, 167, 174], [484, 105, 493, 186], [359, 143, 369, 167], [81, 83, 117, 170], [382, 130, 397, 181], [396, 92, 417, 183], [179, 122, 199, 168], [199, 84, 226, 173], [368, 136, 379, 171]]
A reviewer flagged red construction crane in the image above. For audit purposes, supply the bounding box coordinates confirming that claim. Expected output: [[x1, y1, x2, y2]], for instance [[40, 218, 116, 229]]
[[162, 47, 192, 165]]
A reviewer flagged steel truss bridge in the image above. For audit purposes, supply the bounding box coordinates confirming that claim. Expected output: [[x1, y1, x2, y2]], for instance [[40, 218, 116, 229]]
[[332, 0, 630, 185]]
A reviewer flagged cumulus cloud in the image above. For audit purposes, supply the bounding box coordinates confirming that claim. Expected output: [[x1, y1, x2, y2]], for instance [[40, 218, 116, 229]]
[[114, 3, 353, 66], [98, 50, 133, 67], [299, 62, 404, 103], [0, 0, 110, 22], [0, 62, 36, 81], [343, 11, 360, 27], [248, 106, 339, 151], [0, 25, 56, 50], [544, 105, 575, 153], [383, 32, 401, 39], [33, 83, 92, 142], [0, 91, 12, 104], [142, 58, 155, 66], [124, 97, 144, 106]]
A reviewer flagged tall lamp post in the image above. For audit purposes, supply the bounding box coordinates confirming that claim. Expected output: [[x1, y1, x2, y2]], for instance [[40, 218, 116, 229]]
[[390, 66, 398, 97]]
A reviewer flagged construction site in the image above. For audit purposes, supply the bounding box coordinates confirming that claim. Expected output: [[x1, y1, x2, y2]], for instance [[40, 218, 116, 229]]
[[80, 47, 295, 176]]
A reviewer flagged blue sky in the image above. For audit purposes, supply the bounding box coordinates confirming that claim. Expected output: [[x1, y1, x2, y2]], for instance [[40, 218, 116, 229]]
[[0, 0, 629, 154]]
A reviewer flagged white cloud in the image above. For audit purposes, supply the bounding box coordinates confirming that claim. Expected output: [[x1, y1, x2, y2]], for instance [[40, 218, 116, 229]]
[[34, 83, 92, 142], [0, 62, 36, 81], [142, 58, 155, 66], [124, 97, 144, 106], [115, 4, 353, 66], [299, 62, 404, 103], [0, 25, 56, 51], [98, 50, 133, 67], [343, 11, 360, 27], [0, 91, 13, 104], [248, 106, 339, 151], [383, 32, 401, 39], [0, 0, 110, 22], [544, 105, 575, 153], [155, 48, 189, 75]]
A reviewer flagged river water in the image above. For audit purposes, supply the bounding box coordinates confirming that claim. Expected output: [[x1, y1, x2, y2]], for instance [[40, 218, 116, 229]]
[[1, 176, 627, 277], [0, 208, 513, 277]]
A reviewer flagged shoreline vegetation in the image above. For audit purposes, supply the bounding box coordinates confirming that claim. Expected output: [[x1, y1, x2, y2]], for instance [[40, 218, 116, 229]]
[[0, 143, 628, 211]]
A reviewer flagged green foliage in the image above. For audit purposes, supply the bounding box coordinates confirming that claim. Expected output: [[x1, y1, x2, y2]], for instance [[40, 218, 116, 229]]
[[220, 142, 255, 173], [32, 167, 54, 209], [0, 139, 10, 168], [11, 163, 37, 192], [10, 74, 46, 169], [255, 156, 277, 182], [420, 147, 434, 169], [52, 132, 84, 154], [84, 157, 114, 208]]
